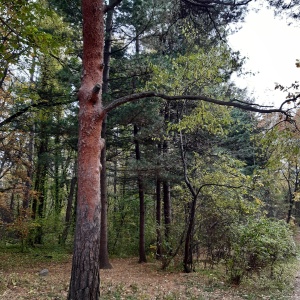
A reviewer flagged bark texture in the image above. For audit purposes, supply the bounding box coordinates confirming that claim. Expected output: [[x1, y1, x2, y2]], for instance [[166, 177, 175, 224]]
[[156, 177, 162, 259], [68, 0, 104, 299], [61, 172, 77, 245], [134, 125, 147, 263], [99, 0, 114, 269]]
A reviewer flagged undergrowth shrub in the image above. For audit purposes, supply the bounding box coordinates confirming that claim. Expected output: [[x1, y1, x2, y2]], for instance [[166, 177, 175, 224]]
[[225, 218, 296, 284]]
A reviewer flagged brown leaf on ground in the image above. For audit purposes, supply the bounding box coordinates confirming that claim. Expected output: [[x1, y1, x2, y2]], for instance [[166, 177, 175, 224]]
[[0, 255, 297, 299]]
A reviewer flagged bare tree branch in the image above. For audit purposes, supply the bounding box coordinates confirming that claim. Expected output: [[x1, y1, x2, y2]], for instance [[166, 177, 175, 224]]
[[195, 182, 243, 198], [103, 91, 293, 116], [181, 0, 253, 8], [0, 99, 76, 128], [2, 91, 296, 129], [280, 93, 300, 110]]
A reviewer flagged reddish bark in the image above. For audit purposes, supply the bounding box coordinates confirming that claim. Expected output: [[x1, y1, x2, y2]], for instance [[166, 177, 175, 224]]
[[68, 0, 104, 299]]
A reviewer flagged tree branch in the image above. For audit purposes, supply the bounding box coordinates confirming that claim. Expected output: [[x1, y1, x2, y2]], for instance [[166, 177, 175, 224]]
[[279, 93, 300, 110], [103, 91, 292, 116], [195, 182, 243, 198], [0, 99, 76, 128], [181, 0, 253, 8], [179, 130, 197, 198]]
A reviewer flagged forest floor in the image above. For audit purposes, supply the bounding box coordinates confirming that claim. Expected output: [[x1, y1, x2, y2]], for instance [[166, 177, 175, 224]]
[[0, 249, 299, 300]]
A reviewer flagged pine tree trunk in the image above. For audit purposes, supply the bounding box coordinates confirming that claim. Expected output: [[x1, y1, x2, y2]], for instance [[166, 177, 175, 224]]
[[163, 180, 171, 241], [60, 169, 77, 245], [68, 1, 104, 299], [23, 125, 34, 211], [155, 142, 162, 259], [183, 196, 197, 273], [163, 140, 171, 253], [156, 177, 162, 259], [54, 122, 61, 215], [99, 1, 114, 269], [32, 136, 48, 244], [287, 168, 300, 223], [23, 58, 36, 212], [100, 118, 112, 269], [132, 30, 146, 263], [162, 104, 172, 248], [134, 124, 147, 263]]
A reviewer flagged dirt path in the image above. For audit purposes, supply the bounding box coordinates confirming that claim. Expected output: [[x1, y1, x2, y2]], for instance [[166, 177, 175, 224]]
[[292, 271, 300, 300], [100, 258, 244, 299], [1, 255, 300, 299], [0, 257, 244, 300]]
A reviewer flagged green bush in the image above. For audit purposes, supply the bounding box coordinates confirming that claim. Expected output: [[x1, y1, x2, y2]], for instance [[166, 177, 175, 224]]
[[225, 218, 296, 284]]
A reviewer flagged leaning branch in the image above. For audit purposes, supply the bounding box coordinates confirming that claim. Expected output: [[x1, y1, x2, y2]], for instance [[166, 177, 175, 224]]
[[2, 91, 295, 129], [181, 0, 253, 8], [195, 183, 243, 198], [0, 99, 76, 128], [280, 94, 300, 110], [103, 91, 291, 116]]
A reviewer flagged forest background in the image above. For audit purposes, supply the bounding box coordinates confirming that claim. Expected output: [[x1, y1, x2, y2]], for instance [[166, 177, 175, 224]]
[[1, 0, 300, 299]]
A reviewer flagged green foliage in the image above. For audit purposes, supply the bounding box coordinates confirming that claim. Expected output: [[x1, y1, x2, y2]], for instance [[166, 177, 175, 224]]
[[6, 213, 41, 252], [252, 122, 300, 220], [225, 218, 296, 284], [108, 192, 156, 257], [221, 108, 260, 175], [171, 101, 232, 136], [147, 45, 238, 96], [0, 0, 72, 79]]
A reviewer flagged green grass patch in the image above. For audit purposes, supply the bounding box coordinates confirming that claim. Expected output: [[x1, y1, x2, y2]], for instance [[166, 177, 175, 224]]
[[0, 243, 71, 271]]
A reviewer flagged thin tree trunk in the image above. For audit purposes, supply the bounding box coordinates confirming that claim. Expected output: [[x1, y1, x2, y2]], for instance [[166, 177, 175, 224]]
[[23, 57, 35, 213], [156, 142, 163, 259], [163, 104, 172, 250], [23, 127, 34, 210], [60, 166, 77, 245], [156, 176, 162, 259], [287, 167, 300, 223], [183, 196, 197, 273], [32, 137, 48, 244], [179, 131, 198, 273], [134, 124, 147, 263], [99, 0, 114, 269], [138, 175, 147, 263], [133, 27, 147, 263], [10, 191, 15, 212], [100, 118, 112, 269], [68, 1, 104, 299], [54, 120, 61, 215], [163, 179, 171, 243]]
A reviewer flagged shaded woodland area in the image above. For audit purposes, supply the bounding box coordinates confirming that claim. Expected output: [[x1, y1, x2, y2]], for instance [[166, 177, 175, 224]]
[[1, 0, 300, 299]]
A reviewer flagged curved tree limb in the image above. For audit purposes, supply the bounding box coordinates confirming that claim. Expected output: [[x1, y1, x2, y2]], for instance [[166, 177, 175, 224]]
[[0, 99, 76, 128], [280, 93, 300, 110], [1, 91, 295, 129], [181, 0, 253, 8], [103, 91, 293, 116]]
